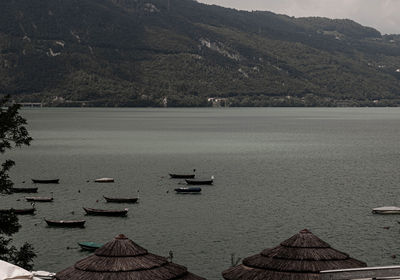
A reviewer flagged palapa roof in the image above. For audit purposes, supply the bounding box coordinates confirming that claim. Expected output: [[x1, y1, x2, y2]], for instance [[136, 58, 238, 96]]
[[56, 234, 205, 280], [222, 229, 367, 280]]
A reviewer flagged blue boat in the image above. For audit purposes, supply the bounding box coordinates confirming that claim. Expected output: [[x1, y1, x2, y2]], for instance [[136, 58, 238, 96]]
[[78, 241, 103, 251], [174, 187, 202, 193]]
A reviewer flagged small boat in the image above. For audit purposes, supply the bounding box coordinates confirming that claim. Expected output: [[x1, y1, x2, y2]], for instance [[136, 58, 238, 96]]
[[185, 176, 214, 185], [32, 179, 59, 184], [45, 219, 86, 228], [169, 169, 196, 179], [95, 178, 114, 183], [26, 193, 53, 202], [372, 206, 400, 214], [32, 271, 56, 280], [10, 187, 38, 193], [103, 196, 138, 203], [78, 241, 103, 251], [0, 208, 35, 215], [83, 207, 128, 216], [174, 187, 202, 193]]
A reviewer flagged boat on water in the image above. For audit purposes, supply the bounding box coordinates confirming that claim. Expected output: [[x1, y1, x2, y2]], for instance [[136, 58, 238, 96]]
[[26, 193, 53, 202], [32, 179, 59, 184], [185, 176, 214, 185], [32, 271, 56, 280], [83, 207, 128, 216], [169, 169, 196, 179], [0, 207, 35, 215], [174, 187, 202, 194], [11, 187, 38, 193], [45, 219, 86, 228], [103, 196, 138, 203], [372, 206, 400, 214], [169, 173, 195, 179], [78, 241, 103, 251], [25, 196, 53, 202], [95, 178, 114, 183]]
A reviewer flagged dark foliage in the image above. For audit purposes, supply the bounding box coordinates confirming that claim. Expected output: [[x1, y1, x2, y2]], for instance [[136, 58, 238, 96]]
[[0, 95, 35, 270]]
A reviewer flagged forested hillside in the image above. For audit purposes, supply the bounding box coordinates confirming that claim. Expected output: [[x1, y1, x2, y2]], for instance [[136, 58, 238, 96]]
[[1, 0, 400, 106]]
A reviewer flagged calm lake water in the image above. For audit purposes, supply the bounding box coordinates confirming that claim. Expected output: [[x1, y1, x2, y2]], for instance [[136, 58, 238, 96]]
[[3, 107, 400, 279]]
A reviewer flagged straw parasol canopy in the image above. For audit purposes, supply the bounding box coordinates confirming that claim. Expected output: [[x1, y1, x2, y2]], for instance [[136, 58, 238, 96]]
[[222, 229, 367, 280], [56, 234, 205, 280]]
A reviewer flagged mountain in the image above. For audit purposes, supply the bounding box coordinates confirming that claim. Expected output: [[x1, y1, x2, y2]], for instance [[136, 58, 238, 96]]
[[1, 0, 400, 107]]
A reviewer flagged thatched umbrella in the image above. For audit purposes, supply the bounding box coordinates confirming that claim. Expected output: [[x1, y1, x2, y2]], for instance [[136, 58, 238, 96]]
[[56, 234, 205, 280], [222, 229, 367, 280]]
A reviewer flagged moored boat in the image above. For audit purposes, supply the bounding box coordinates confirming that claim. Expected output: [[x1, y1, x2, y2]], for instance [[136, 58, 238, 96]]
[[83, 207, 128, 216], [185, 176, 213, 185], [26, 193, 53, 202], [103, 196, 138, 203], [169, 173, 195, 179], [78, 241, 103, 251], [10, 187, 38, 193], [32, 179, 59, 184], [372, 206, 400, 214], [169, 169, 196, 179], [0, 208, 35, 215], [45, 219, 86, 228], [95, 178, 114, 183], [174, 187, 202, 193]]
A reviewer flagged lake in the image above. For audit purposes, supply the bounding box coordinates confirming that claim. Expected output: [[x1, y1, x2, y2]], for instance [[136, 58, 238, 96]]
[[3, 107, 400, 279]]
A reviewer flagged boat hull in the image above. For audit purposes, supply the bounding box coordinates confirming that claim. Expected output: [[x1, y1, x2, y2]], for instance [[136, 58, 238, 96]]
[[26, 197, 53, 202], [32, 179, 59, 184], [175, 187, 202, 194], [11, 187, 38, 193], [372, 207, 400, 214], [45, 219, 85, 228], [185, 179, 213, 185], [169, 173, 195, 179], [103, 196, 138, 203], [78, 242, 103, 251], [83, 207, 128, 217], [95, 178, 114, 183]]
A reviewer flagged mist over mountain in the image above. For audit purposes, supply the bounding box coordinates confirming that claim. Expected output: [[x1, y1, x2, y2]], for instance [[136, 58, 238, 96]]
[[1, 0, 400, 106]]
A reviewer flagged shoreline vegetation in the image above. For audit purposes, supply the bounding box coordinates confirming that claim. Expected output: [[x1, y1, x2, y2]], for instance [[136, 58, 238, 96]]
[[9, 95, 400, 108]]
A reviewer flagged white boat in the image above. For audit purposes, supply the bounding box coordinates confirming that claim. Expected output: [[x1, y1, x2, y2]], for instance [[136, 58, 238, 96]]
[[32, 270, 56, 279], [95, 177, 114, 183], [372, 206, 400, 214]]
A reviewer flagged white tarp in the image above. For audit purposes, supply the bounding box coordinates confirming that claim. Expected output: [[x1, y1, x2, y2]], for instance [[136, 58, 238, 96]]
[[0, 260, 41, 280]]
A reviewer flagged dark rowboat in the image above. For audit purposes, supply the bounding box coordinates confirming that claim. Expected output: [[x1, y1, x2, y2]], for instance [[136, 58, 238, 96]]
[[78, 241, 103, 251], [45, 219, 85, 228], [26, 196, 53, 202], [175, 187, 202, 193], [83, 207, 128, 217], [185, 179, 213, 185], [103, 196, 138, 203], [32, 179, 59, 184], [169, 173, 195, 179], [0, 208, 35, 215], [11, 187, 38, 193], [169, 169, 196, 179]]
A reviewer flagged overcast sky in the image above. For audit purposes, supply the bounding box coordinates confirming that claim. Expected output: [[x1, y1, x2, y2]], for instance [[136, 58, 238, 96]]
[[197, 0, 400, 34]]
